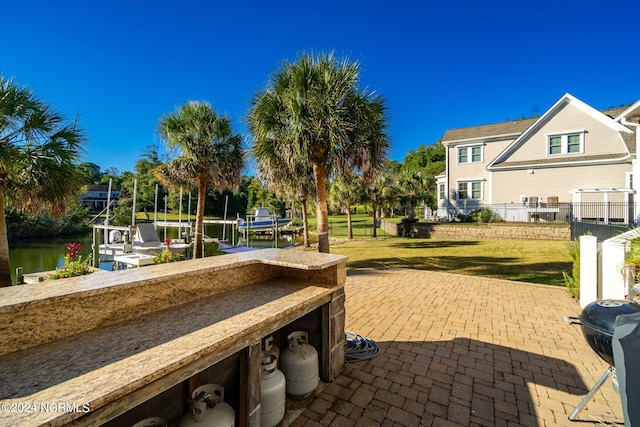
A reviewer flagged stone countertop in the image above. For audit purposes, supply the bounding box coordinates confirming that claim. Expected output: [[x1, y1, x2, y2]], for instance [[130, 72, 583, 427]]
[[0, 249, 346, 308], [0, 278, 335, 427], [21, 267, 107, 284], [1, 249, 347, 359]]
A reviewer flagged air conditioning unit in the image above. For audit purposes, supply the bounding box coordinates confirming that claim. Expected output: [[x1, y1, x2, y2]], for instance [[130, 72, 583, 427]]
[[520, 195, 528, 203]]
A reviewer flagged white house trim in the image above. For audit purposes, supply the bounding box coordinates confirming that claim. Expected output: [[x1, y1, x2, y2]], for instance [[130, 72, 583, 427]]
[[613, 99, 640, 123], [488, 154, 632, 171], [488, 171, 493, 204]]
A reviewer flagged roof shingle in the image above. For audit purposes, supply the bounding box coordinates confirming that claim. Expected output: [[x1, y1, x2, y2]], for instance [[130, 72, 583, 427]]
[[442, 118, 537, 143]]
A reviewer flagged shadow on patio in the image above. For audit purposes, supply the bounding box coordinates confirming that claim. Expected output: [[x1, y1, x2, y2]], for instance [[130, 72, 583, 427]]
[[289, 268, 623, 426]]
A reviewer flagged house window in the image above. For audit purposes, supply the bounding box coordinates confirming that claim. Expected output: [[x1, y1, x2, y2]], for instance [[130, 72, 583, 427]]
[[549, 136, 562, 155], [458, 148, 467, 163], [457, 181, 482, 200], [548, 132, 584, 155], [438, 183, 445, 200], [457, 145, 483, 164], [567, 134, 581, 153], [471, 146, 482, 162]]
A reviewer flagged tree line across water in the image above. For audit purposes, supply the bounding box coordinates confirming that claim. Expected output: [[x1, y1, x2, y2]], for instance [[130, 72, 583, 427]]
[[0, 52, 444, 286]]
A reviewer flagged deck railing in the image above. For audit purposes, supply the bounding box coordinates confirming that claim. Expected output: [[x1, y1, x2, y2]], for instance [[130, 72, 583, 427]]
[[434, 201, 636, 226]]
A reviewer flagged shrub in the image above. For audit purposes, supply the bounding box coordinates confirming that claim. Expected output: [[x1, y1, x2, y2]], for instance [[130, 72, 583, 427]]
[[623, 237, 640, 285], [467, 208, 501, 223], [563, 240, 580, 298], [154, 248, 181, 264], [153, 238, 182, 264], [46, 242, 93, 280]]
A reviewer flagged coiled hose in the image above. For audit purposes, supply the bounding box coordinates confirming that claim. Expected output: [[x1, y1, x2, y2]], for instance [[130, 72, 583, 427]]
[[345, 331, 380, 362]]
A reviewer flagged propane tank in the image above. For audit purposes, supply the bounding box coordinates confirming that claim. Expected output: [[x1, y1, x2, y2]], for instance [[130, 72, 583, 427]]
[[132, 417, 166, 427], [262, 335, 280, 363], [279, 331, 319, 398], [260, 352, 286, 427], [179, 384, 235, 427]]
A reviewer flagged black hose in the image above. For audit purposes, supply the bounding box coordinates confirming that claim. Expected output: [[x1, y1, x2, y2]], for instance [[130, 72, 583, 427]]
[[345, 331, 380, 362]]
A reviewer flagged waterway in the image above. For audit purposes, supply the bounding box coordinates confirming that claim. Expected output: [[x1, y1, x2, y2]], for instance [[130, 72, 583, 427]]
[[9, 222, 300, 284]]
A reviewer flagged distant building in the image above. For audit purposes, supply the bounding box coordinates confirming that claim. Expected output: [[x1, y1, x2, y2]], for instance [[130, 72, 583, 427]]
[[81, 185, 120, 211]]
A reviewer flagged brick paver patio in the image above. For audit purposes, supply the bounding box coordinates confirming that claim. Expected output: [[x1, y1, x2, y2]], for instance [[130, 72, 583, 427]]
[[289, 268, 624, 426]]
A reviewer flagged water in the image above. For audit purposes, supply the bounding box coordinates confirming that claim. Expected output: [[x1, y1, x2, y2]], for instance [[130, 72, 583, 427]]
[[9, 223, 300, 284]]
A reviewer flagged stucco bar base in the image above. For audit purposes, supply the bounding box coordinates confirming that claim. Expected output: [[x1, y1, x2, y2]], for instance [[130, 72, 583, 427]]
[[0, 249, 347, 427]]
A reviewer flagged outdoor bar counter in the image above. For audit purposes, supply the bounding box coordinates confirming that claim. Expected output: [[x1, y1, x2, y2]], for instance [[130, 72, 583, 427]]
[[0, 249, 347, 426]]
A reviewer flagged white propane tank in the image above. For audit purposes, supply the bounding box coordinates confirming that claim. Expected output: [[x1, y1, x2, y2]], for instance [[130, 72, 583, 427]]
[[263, 335, 280, 363], [132, 417, 166, 427], [279, 331, 319, 398], [260, 353, 286, 427], [179, 384, 235, 427]]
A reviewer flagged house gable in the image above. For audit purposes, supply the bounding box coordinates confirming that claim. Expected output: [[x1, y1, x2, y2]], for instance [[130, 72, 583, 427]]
[[487, 94, 633, 171]]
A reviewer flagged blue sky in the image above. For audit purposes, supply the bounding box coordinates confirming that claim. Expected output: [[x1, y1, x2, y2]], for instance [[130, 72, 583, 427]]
[[2, 1, 638, 174]]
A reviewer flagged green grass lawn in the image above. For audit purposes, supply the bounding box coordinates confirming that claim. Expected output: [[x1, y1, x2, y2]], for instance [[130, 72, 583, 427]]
[[122, 211, 572, 286], [329, 237, 572, 286]]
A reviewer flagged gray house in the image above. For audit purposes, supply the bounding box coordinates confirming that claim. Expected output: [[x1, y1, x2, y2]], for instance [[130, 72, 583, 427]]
[[81, 184, 120, 211], [437, 94, 640, 223]]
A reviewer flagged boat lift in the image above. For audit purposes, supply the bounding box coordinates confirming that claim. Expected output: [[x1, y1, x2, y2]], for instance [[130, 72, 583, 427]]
[[92, 183, 241, 266]]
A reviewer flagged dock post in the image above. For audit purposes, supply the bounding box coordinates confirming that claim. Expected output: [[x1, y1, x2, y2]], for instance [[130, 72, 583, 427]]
[[92, 227, 100, 268], [275, 216, 278, 248]]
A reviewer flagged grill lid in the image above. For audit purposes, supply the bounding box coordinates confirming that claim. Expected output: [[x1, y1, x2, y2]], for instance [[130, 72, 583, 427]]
[[579, 300, 640, 336]]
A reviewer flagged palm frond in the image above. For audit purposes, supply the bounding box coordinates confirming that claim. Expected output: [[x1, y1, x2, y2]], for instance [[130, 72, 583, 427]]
[[0, 77, 86, 216], [157, 101, 244, 192]]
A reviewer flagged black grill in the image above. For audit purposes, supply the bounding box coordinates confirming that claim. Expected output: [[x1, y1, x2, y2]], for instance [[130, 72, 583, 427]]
[[578, 299, 640, 366]]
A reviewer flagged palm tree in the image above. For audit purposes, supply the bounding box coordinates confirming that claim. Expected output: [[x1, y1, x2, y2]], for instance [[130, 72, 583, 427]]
[[398, 144, 445, 222], [156, 101, 243, 258], [248, 52, 389, 253], [398, 165, 433, 221], [253, 153, 315, 248], [328, 175, 365, 240], [379, 160, 402, 218], [364, 167, 391, 238], [0, 77, 86, 286]]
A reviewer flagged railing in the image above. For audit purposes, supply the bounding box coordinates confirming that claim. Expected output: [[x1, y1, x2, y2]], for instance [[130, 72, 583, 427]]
[[570, 221, 632, 241], [436, 201, 636, 226], [572, 202, 635, 225], [329, 218, 376, 238]]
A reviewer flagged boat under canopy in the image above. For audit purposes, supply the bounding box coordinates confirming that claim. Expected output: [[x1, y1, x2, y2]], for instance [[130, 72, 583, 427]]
[[237, 207, 292, 232]]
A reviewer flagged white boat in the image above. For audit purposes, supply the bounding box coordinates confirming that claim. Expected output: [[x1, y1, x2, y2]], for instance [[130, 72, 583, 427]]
[[113, 253, 156, 269], [91, 225, 135, 263], [217, 241, 256, 254], [237, 207, 292, 233], [132, 223, 191, 256]]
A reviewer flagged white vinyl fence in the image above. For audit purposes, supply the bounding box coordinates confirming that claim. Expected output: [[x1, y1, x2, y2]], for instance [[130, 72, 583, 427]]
[[579, 228, 640, 307]]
